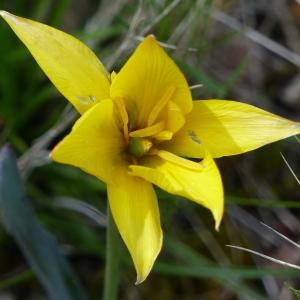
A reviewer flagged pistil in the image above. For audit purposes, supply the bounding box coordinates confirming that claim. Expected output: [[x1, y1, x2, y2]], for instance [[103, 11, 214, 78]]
[[128, 137, 153, 158]]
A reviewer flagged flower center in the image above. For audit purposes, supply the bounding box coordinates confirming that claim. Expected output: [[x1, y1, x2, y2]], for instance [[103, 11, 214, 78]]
[[128, 137, 153, 158]]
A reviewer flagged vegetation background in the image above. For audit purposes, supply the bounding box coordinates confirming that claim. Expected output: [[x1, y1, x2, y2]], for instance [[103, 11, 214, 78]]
[[1, 0, 300, 299]]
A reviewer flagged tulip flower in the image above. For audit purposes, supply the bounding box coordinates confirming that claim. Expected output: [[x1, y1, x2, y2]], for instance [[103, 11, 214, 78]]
[[1, 11, 300, 283]]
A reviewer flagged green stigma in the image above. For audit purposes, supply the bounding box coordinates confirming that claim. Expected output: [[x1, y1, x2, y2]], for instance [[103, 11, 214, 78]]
[[128, 137, 153, 158]]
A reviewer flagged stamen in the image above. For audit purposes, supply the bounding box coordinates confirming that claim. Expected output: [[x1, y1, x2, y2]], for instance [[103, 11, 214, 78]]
[[157, 150, 204, 170], [147, 86, 175, 126], [115, 97, 129, 142], [130, 121, 164, 138], [153, 130, 173, 141]]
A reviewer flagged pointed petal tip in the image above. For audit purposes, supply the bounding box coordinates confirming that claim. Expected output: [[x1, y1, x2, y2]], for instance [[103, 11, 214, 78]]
[[214, 208, 224, 231], [49, 143, 60, 161], [135, 277, 145, 285], [0, 11, 17, 21], [0, 10, 9, 18], [49, 149, 54, 160], [291, 122, 300, 133], [212, 204, 224, 232], [214, 218, 221, 232], [0, 10, 110, 115], [185, 100, 300, 158], [148, 34, 156, 39], [143, 34, 157, 45], [133, 229, 163, 285], [134, 266, 152, 285]]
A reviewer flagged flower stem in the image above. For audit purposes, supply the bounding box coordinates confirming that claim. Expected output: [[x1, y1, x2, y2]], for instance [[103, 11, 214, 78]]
[[103, 205, 120, 300]]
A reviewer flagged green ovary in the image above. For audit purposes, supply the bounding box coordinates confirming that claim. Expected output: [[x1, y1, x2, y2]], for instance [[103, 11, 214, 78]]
[[128, 137, 153, 158]]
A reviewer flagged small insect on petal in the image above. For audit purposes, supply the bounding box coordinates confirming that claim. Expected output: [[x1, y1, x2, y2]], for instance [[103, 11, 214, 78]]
[[188, 130, 201, 144]]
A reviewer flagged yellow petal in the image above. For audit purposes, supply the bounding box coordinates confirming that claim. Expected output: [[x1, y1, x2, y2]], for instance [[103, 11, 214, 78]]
[[107, 170, 162, 283], [165, 100, 300, 158], [50, 99, 125, 184], [130, 151, 224, 229], [0, 11, 110, 114], [110, 35, 192, 128]]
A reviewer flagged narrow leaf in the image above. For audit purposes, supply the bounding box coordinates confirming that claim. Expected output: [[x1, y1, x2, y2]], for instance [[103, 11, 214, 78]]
[[0, 145, 87, 300]]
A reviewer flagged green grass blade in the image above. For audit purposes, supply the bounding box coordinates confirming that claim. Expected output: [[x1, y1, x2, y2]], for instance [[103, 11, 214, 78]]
[[0, 270, 34, 290], [0, 145, 87, 300]]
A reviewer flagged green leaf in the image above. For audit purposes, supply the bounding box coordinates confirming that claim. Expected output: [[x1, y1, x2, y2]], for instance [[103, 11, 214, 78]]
[[0, 145, 87, 300]]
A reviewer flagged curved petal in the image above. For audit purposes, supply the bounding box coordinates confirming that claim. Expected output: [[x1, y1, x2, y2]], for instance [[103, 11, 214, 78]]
[[107, 171, 162, 284], [0, 11, 110, 114], [110, 35, 192, 128], [50, 99, 125, 184], [129, 151, 223, 229], [164, 100, 300, 158]]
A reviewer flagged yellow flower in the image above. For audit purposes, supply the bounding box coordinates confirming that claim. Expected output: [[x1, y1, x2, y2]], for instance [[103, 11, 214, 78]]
[[2, 11, 300, 283]]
